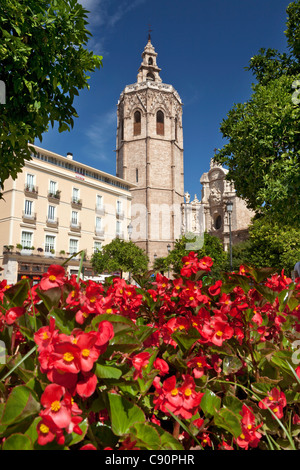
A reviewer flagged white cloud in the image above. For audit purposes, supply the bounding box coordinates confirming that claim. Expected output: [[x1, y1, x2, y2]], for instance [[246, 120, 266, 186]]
[[84, 109, 116, 162]]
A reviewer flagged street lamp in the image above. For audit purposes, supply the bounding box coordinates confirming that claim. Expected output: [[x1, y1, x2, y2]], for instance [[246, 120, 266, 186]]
[[127, 223, 133, 283], [226, 201, 233, 271], [127, 223, 133, 241]]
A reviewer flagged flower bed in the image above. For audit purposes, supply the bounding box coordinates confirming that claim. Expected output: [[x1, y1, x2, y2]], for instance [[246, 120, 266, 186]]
[[0, 253, 300, 450]]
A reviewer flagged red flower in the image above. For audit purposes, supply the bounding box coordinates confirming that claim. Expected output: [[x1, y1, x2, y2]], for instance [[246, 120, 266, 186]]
[[40, 384, 72, 429], [208, 280, 222, 296], [49, 341, 81, 374], [258, 387, 287, 419], [76, 371, 98, 398], [74, 331, 100, 372], [39, 264, 66, 290], [131, 351, 151, 380], [80, 444, 97, 450], [37, 415, 64, 446], [235, 405, 262, 450], [187, 355, 212, 378], [153, 357, 169, 376], [5, 307, 25, 325]]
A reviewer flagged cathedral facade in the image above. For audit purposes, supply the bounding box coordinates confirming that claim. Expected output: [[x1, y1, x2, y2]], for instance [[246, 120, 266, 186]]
[[116, 36, 184, 263], [116, 36, 253, 262]]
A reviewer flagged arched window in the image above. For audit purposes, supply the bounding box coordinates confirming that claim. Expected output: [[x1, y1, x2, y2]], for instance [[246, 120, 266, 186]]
[[146, 72, 155, 81], [136, 168, 139, 183], [120, 118, 124, 141], [156, 110, 164, 135], [148, 57, 153, 65], [215, 215, 222, 230], [175, 117, 178, 141], [133, 110, 141, 136]]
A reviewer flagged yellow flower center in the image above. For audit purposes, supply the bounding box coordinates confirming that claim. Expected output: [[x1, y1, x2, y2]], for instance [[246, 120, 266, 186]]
[[185, 388, 192, 397], [197, 362, 203, 368], [51, 400, 61, 412], [71, 290, 76, 298], [247, 424, 252, 430], [40, 424, 50, 434], [171, 388, 179, 396], [82, 349, 90, 358], [63, 352, 74, 362], [82, 312, 89, 318], [162, 283, 166, 288], [268, 396, 274, 401], [42, 332, 50, 340], [90, 296, 96, 303], [179, 325, 185, 330], [216, 331, 223, 337], [189, 296, 194, 301], [273, 407, 278, 413], [49, 275, 56, 281], [240, 433, 245, 440], [106, 308, 113, 314]]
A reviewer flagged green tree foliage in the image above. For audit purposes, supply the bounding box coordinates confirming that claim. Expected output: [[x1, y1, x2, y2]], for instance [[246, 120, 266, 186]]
[[214, 1, 300, 226], [230, 218, 300, 275], [91, 238, 149, 278], [0, 0, 102, 191]]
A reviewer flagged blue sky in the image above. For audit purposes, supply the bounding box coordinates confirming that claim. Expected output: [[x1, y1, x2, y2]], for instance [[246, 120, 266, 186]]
[[37, 0, 292, 200]]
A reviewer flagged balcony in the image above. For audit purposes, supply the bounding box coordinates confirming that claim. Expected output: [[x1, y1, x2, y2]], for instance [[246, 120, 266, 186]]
[[24, 185, 38, 198], [22, 211, 36, 225], [46, 217, 59, 228], [71, 198, 82, 209], [70, 221, 81, 232], [95, 204, 106, 215], [48, 191, 61, 204], [116, 210, 125, 219], [95, 228, 105, 238]]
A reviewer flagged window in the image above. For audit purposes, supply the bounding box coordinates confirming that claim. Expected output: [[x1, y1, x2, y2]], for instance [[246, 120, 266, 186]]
[[72, 188, 79, 203], [94, 241, 102, 253], [136, 168, 139, 183], [49, 180, 57, 195], [148, 57, 153, 65], [146, 72, 155, 81], [116, 220, 122, 236], [48, 205, 55, 221], [133, 110, 141, 136], [26, 174, 34, 191], [215, 215, 222, 230], [96, 195, 103, 209], [71, 211, 78, 226], [156, 110, 164, 135], [45, 235, 55, 254], [95, 217, 102, 230], [21, 231, 32, 249], [175, 117, 178, 141], [24, 200, 33, 216], [117, 200, 122, 215], [69, 239, 78, 255]]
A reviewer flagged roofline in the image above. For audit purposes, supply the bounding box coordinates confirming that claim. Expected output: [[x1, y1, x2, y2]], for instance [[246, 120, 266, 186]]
[[30, 144, 137, 189]]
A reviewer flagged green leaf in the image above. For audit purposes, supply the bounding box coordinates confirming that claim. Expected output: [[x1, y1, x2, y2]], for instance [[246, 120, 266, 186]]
[[47, 308, 76, 335], [200, 389, 221, 418], [128, 422, 161, 450], [150, 423, 184, 450], [1, 385, 40, 426], [108, 392, 145, 436], [214, 406, 242, 438], [95, 363, 122, 380], [172, 327, 201, 353], [2, 433, 33, 450]]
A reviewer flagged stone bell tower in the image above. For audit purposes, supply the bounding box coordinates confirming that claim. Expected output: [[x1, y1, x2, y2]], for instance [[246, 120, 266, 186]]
[[116, 35, 184, 263]]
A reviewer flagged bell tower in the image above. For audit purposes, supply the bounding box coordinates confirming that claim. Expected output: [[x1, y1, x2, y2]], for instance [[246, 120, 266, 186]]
[[116, 36, 184, 263]]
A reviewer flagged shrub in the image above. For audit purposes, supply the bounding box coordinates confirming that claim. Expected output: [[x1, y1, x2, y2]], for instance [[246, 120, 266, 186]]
[[0, 254, 300, 450]]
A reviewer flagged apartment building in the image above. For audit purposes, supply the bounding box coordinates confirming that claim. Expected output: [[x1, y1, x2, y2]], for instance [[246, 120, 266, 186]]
[[0, 145, 135, 284]]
